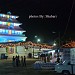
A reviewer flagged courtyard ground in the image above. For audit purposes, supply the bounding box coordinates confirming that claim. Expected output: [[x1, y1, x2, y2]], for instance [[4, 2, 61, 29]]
[[0, 58, 61, 75]]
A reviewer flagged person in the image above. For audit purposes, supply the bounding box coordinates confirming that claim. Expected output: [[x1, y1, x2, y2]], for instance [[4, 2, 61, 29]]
[[44, 57, 46, 63], [15, 55, 19, 67], [21, 56, 23, 66], [57, 57, 60, 63], [12, 56, 15, 67], [23, 56, 26, 67], [17, 55, 20, 66]]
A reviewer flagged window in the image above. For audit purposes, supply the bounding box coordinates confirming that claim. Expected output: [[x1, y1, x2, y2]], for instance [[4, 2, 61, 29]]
[[3, 22, 6, 25], [19, 31, 23, 35], [15, 31, 18, 34], [5, 30, 8, 34], [8, 30, 12, 34], [0, 29, 2, 33], [12, 30, 15, 34], [2, 29, 5, 33], [0, 21, 2, 25]]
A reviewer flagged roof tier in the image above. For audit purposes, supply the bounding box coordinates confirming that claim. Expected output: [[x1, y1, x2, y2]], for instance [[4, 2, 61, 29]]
[[62, 41, 75, 48]]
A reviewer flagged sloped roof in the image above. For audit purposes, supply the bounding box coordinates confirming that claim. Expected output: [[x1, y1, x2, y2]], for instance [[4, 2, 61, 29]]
[[0, 41, 53, 49], [62, 41, 75, 48], [25, 41, 53, 49]]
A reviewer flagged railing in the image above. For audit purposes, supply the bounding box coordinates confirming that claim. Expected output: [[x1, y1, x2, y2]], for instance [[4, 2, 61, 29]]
[[0, 33, 25, 37], [0, 25, 22, 30]]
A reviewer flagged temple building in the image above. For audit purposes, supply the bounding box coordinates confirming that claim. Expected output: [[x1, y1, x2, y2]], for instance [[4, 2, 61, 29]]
[[0, 12, 27, 42], [0, 12, 27, 59]]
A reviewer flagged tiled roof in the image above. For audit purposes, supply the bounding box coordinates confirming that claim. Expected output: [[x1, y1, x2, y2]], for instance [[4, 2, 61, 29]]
[[0, 41, 53, 49], [62, 41, 75, 48]]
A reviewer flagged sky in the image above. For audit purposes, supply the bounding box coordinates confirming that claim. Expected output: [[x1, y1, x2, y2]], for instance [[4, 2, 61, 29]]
[[0, 0, 75, 44]]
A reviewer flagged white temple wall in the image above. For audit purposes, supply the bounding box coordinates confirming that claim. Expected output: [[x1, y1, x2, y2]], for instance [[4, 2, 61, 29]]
[[0, 46, 42, 59], [0, 48, 6, 59], [0, 46, 27, 59]]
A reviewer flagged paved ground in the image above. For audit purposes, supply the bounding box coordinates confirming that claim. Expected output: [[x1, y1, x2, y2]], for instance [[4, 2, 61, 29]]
[[0, 58, 61, 75]]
